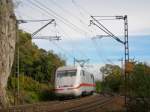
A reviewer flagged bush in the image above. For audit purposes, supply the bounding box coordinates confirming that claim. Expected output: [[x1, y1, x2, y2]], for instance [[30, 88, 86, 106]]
[[7, 75, 55, 105], [95, 81, 102, 93], [100, 64, 122, 93], [127, 63, 150, 112]]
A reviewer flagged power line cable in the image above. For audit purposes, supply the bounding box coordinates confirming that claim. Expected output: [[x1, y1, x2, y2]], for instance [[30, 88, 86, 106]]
[[71, 1, 124, 44], [51, 41, 75, 61], [49, 0, 93, 36], [92, 39, 108, 64], [23, 0, 109, 65], [18, 0, 90, 65], [28, 0, 92, 58], [30, 0, 90, 35], [56, 24, 89, 59], [27, 0, 83, 35], [71, 0, 108, 64], [72, 0, 92, 16]]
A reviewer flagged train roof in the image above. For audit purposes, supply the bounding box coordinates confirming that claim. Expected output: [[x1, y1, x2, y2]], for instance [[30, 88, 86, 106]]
[[56, 66, 82, 71], [56, 66, 94, 77]]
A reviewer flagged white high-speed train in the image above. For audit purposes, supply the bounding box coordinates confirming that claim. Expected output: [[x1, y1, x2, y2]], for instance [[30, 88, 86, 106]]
[[54, 66, 96, 96]]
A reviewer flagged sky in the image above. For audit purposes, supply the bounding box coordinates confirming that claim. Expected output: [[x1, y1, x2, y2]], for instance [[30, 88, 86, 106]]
[[14, 0, 150, 80]]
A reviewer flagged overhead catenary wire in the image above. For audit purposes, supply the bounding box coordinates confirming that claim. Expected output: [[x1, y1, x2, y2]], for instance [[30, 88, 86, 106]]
[[71, 0, 111, 64], [56, 24, 77, 57], [40, 0, 112, 65], [51, 41, 85, 66], [52, 41, 89, 66], [18, 0, 119, 66], [90, 16, 127, 67], [52, 41, 74, 59], [70, 0, 109, 62], [56, 23, 89, 59], [47, 0, 94, 59], [92, 39, 108, 64], [106, 59, 115, 65], [27, 0, 83, 35], [72, 0, 92, 16], [50, 0, 86, 23], [39, 0, 90, 59], [19, 0, 90, 63], [28, 0, 90, 36], [49, 0, 94, 36]]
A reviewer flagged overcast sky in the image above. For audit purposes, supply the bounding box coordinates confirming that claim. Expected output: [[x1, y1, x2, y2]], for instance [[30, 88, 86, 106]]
[[14, 0, 150, 80]]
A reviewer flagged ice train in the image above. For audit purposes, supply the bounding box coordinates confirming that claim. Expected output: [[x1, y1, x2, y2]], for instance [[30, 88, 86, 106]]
[[54, 66, 96, 96]]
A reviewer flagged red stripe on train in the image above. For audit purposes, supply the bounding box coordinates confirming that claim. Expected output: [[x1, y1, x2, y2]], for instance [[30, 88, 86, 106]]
[[79, 83, 96, 87], [55, 83, 96, 91], [55, 88, 64, 91]]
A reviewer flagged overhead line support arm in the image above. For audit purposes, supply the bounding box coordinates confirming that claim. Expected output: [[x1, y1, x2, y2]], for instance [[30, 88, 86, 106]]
[[90, 16, 124, 44], [31, 19, 55, 37]]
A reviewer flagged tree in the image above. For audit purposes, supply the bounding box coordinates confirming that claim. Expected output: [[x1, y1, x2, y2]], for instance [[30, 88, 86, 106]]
[[100, 64, 122, 93], [127, 62, 150, 112], [11, 30, 66, 83], [7, 30, 65, 104]]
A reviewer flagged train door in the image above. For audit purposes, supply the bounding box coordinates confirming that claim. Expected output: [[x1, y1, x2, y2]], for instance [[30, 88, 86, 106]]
[[80, 70, 85, 93]]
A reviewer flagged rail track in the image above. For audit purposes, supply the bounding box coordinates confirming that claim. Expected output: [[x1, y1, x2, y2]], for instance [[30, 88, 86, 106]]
[[65, 96, 114, 112], [0, 94, 115, 112]]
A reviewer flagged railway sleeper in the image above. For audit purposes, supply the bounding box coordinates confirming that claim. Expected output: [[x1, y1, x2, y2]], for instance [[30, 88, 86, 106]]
[[65, 97, 114, 112]]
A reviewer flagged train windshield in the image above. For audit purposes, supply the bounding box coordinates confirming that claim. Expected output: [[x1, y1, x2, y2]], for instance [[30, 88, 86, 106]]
[[57, 70, 76, 78], [56, 70, 77, 87]]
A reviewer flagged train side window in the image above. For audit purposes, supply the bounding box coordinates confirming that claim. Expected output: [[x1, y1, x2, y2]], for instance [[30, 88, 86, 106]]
[[91, 75, 93, 78], [91, 75, 94, 83], [80, 70, 85, 76], [82, 70, 85, 76], [80, 71, 82, 76], [92, 76, 94, 83]]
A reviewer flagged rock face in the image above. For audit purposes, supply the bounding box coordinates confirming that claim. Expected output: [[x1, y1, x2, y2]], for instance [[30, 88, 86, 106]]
[[0, 0, 17, 108]]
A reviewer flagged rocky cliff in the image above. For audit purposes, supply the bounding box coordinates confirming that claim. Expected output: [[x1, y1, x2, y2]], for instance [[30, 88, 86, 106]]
[[0, 0, 17, 108]]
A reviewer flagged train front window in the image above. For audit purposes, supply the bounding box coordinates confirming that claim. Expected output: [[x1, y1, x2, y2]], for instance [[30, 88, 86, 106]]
[[57, 70, 76, 78]]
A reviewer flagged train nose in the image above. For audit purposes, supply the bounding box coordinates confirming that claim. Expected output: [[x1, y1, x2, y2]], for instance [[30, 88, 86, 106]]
[[55, 86, 80, 96]]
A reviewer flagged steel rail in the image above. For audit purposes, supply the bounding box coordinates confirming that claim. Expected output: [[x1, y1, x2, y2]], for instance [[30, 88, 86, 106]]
[[65, 96, 114, 112]]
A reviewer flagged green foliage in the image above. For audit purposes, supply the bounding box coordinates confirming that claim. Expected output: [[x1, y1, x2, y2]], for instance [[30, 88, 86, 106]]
[[128, 63, 150, 97], [8, 30, 65, 104], [8, 75, 51, 91], [100, 62, 150, 111], [7, 75, 56, 104], [11, 30, 65, 83], [127, 62, 150, 112], [95, 81, 102, 93], [100, 64, 122, 93]]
